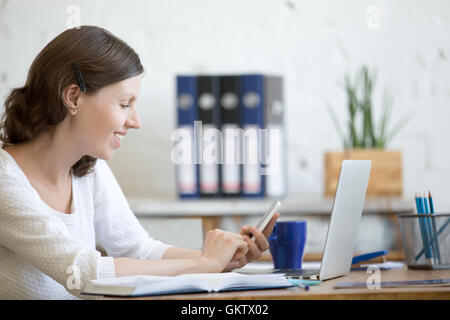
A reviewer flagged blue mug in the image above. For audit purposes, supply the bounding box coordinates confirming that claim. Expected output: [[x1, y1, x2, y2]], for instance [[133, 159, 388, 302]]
[[268, 221, 307, 269]]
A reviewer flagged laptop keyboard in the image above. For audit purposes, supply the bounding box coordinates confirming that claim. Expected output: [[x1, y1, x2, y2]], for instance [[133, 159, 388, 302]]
[[273, 268, 320, 279]]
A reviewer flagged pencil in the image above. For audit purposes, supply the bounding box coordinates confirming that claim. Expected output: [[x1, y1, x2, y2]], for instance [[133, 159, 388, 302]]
[[428, 192, 441, 264], [422, 192, 436, 262], [415, 216, 449, 262], [422, 192, 437, 263], [428, 191, 435, 213], [415, 193, 432, 263]]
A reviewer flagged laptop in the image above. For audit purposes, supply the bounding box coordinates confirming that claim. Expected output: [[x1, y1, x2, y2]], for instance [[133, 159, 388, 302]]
[[238, 160, 372, 281]]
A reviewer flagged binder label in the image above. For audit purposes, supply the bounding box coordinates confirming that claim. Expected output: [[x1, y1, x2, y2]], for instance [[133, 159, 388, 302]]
[[222, 124, 241, 193], [200, 124, 220, 194], [243, 125, 261, 194], [243, 91, 261, 109], [172, 125, 197, 194], [264, 124, 285, 196]]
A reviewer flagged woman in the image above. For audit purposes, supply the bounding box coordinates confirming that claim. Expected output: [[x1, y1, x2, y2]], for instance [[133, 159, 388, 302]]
[[0, 26, 278, 299]]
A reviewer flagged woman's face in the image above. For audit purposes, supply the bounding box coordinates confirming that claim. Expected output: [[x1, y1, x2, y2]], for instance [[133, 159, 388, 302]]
[[73, 74, 143, 160]]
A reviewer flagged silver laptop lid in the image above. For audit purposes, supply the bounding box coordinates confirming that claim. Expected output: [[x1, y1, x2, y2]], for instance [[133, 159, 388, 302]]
[[319, 160, 371, 281]]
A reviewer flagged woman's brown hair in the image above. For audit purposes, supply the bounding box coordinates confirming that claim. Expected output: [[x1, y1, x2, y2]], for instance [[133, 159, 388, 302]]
[[0, 25, 144, 176]]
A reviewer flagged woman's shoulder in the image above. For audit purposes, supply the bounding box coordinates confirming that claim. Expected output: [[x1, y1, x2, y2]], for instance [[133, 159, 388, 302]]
[[0, 147, 29, 185], [89, 159, 124, 201], [0, 148, 42, 209], [85, 159, 116, 188], [0, 146, 11, 170], [89, 158, 109, 179]]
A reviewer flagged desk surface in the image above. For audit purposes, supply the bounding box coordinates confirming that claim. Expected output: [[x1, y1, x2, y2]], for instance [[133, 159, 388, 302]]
[[103, 266, 450, 300]]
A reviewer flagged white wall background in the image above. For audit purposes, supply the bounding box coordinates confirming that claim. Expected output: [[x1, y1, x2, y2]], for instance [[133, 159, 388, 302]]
[[1, 0, 450, 211]]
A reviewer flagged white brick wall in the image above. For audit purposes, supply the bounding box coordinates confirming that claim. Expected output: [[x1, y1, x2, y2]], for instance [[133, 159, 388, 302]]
[[1, 0, 450, 211]]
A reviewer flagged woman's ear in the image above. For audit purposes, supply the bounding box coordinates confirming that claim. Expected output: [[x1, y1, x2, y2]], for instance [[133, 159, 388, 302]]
[[62, 84, 81, 115]]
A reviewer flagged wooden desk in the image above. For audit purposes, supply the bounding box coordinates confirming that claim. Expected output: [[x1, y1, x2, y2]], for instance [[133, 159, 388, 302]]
[[104, 266, 450, 300]]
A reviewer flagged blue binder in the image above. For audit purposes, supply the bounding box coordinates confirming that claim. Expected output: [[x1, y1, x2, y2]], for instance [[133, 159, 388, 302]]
[[240, 74, 265, 198], [219, 75, 241, 197], [175, 75, 199, 198]]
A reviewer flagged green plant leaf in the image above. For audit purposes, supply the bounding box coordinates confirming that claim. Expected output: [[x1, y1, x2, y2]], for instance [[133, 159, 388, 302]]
[[329, 65, 410, 150], [325, 103, 347, 149], [384, 113, 414, 148], [376, 90, 394, 148]]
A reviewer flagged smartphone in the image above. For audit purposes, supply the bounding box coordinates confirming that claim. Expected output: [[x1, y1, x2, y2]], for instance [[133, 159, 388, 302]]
[[251, 200, 281, 238]]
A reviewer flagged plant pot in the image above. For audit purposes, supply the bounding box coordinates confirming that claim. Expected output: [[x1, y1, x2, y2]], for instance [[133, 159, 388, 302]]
[[324, 149, 403, 196]]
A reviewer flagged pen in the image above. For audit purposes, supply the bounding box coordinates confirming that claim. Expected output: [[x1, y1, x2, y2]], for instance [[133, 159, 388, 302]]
[[287, 279, 322, 291], [298, 283, 309, 291]]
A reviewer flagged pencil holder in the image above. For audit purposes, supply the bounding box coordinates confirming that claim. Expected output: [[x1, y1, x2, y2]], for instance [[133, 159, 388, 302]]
[[398, 213, 450, 269]]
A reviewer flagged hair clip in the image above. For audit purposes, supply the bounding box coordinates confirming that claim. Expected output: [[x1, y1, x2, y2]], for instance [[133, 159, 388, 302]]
[[73, 61, 87, 92]]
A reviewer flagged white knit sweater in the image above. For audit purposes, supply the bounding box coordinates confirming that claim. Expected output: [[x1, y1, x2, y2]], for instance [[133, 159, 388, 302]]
[[0, 148, 171, 299]]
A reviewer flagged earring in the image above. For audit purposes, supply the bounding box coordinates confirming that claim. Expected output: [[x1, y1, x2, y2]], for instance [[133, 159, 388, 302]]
[[69, 107, 78, 115]]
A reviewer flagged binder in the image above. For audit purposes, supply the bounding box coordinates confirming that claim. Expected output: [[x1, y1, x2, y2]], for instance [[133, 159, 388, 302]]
[[263, 76, 287, 198], [240, 74, 265, 198], [219, 75, 241, 197], [197, 76, 221, 197], [175, 75, 199, 198]]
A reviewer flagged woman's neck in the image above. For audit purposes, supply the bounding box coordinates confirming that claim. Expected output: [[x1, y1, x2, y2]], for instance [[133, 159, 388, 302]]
[[4, 127, 83, 188]]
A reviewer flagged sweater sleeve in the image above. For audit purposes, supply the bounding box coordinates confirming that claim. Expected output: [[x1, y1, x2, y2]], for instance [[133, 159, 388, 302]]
[[92, 160, 171, 260], [0, 179, 111, 299]]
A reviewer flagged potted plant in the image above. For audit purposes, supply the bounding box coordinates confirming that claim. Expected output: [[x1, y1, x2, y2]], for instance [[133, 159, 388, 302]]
[[325, 65, 410, 196]]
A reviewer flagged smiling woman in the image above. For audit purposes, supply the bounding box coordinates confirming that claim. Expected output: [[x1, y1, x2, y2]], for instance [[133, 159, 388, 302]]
[[0, 25, 144, 176], [0, 26, 277, 300], [66, 73, 143, 160]]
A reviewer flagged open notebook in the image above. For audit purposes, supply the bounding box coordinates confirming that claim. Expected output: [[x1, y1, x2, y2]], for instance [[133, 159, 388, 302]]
[[81, 272, 293, 297]]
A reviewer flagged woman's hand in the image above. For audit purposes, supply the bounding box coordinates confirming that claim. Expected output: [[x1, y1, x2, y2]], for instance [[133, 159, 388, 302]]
[[198, 229, 249, 273], [224, 212, 280, 271]]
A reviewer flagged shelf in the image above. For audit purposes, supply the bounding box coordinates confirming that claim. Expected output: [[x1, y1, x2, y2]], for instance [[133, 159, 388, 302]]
[[128, 195, 414, 217]]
